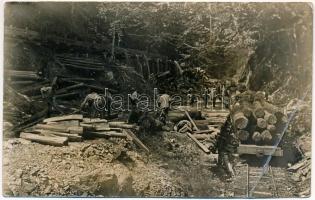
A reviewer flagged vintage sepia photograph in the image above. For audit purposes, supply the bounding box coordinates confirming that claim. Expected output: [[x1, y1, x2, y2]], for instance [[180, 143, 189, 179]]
[[2, 1, 313, 198]]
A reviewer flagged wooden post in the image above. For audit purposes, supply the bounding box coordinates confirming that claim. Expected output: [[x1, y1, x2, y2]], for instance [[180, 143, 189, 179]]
[[247, 164, 250, 197], [136, 55, 143, 77], [144, 55, 150, 79], [184, 110, 199, 131], [156, 58, 160, 73]]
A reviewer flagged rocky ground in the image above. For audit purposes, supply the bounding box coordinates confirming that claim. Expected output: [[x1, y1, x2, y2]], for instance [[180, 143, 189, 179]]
[[2, 125, 309, 197], [2, 131, 227, 197]]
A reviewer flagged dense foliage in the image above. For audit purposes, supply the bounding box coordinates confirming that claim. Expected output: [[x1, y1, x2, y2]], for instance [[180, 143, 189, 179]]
[[5, 2, 313, 95]]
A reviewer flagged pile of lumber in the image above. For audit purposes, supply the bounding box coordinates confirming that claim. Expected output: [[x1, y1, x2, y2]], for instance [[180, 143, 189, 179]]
[[18, 114, 149, 151], [231, 91, 288, 145], [288, 153, 311, 197]]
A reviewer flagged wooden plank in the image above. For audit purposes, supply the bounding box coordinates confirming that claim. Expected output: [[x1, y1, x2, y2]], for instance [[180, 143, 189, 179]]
[[68, 127, 84, 135], [184, 110, 199, 131], [82, 118, 108, 123], [187, 132, 210, 153], [34, 124, 83, 135], [194, 129, 212, 134], [89, 131, 127, 138], [20, 132, 68, 146], [34, 129, 82, 142], [109, 122, 139, 130], [193, 134, 211, 140], [124, 129, 149, 152], [46, 120, 80, 127], [237, 144, 283, 157], [43, 114, 83, 123]]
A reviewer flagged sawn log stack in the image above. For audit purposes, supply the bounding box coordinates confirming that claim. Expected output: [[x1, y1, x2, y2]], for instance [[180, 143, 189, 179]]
[[230, 91, 288, 145]]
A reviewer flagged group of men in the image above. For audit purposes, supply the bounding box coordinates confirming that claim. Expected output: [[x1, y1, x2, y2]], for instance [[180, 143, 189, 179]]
[[79, 87, 171, 126]]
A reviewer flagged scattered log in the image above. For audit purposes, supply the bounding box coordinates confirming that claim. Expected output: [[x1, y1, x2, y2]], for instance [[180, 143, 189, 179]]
[[187, 132, 210, 153], [63, 64, 104, 72], [20, 132, 68, 146], [43, 114, 83, 123], [124, 129, 149, 152], [55, 83, 85, 94]]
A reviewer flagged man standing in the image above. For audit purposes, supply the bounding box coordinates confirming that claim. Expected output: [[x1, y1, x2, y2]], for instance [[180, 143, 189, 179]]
[[128, 88, 139, 123], [158, 93, 171, 124], [40, 77, 62, 117], [203, 87, 210, 108], [187, 88, 197, 107]]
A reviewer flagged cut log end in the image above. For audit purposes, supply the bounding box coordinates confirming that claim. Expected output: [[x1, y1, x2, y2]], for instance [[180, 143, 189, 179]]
[[238, 130, 249, 141], [256, 118, 267, 129], [261, 130, 272, 142]]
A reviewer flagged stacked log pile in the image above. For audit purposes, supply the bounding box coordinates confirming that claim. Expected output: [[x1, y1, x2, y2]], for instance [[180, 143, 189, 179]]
[[230, 91, 288, 145], [18, 114, 149, 151]]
